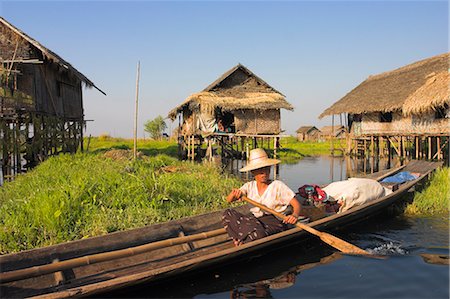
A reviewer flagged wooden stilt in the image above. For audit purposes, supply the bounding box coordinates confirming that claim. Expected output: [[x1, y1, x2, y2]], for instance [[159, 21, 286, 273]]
[[437, 137, 441, 160], [415, 136, 419, 159], [331, 115, 335, 156], [428, 136, 432, 160], [273, 137, 278, 159], [370, 135, 374, 157], [386, 136, 390, 157]]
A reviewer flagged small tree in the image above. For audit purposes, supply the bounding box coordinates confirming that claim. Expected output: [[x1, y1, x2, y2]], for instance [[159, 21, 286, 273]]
[[144, 116, 167, 140]]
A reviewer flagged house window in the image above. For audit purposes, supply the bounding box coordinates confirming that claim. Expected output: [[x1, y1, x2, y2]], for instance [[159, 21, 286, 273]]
[[435, 104, 449, 119], [380, 112, 392, 123]]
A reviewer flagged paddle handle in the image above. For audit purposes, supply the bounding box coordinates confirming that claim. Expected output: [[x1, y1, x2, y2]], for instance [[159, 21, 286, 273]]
[[241, 196, 316, 233]]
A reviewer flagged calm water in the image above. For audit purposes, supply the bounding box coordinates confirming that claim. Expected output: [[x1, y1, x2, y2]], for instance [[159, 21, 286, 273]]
[[112, 156, 449, 299]]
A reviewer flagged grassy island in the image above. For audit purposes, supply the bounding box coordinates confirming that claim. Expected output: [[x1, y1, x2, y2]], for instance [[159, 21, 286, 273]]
[[0, 151, 241, 254]]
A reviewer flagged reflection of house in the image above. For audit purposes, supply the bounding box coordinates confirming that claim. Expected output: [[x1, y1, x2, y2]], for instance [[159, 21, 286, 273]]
[[168, 64, 294, 160], [320, 53, 449, 160], [318, 126, 345, 140], [0, 17, 104, 179], [295, 126, 320, 141], [168, 64, 293, 135]]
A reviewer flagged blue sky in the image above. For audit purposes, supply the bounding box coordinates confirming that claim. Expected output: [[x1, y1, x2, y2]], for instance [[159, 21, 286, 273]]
[[1, 1, 448, 137]]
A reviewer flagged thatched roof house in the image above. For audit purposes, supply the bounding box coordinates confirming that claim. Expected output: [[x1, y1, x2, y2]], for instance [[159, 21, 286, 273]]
[[1, 17, 105, 119], [169, 64, 293, 135], [320, 53, 449, 118], [295, 126, 320, 141], [319, 126, 345, 140], [319, 53, 449, 136], [1, 17, 105, 176]]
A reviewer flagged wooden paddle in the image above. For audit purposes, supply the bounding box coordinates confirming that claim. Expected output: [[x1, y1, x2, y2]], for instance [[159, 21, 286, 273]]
[[241, 196, 371, 255]]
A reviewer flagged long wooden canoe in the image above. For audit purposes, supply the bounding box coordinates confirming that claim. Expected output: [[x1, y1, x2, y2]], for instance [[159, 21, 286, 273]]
[[0, 160, 442, 298]]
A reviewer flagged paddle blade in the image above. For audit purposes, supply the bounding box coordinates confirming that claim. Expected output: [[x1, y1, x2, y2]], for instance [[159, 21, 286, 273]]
[[318, 231, 369, 255]]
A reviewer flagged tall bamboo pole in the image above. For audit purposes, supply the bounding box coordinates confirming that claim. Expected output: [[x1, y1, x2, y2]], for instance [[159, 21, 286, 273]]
[[331, 115, 335, 156], [133, 61, 140, 160]]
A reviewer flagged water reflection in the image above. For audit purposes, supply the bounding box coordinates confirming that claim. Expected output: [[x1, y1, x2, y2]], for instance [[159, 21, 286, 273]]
[[230, 253, 342, 299]]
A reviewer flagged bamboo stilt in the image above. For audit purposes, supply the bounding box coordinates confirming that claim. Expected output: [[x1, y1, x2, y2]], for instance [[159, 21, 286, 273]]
[[437, 137, 441, 160], [428, 136, 432, 160]]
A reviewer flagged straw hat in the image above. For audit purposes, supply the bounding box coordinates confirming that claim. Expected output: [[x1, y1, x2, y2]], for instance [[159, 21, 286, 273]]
[[239, 148, 281, 172]]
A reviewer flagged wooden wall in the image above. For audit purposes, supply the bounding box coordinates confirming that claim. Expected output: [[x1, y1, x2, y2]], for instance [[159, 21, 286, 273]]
[[1, 24, 83, 120]]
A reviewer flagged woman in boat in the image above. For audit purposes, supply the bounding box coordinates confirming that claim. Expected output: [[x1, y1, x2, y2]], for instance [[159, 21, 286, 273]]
[[223, 148, 302, 246]]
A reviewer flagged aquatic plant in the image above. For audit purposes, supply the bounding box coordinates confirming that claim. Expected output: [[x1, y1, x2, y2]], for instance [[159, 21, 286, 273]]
[[0, 153, 241, 254], [405, 167, 449, 215]]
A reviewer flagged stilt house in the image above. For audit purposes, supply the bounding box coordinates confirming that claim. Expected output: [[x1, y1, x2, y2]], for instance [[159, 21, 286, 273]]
[[168, 64, 294, 160], [0, 17, 104, 180], [169, 64, 293, 135], [318, 125, 345, 141], [319, 53, 449, 160], [296, 126, 320, 141]]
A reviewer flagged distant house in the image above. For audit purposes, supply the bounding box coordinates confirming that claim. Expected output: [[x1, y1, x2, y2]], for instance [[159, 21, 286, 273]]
[[318, 126, 345, 140], [295, 126, 320, 141], [168, 64, 294, 135]]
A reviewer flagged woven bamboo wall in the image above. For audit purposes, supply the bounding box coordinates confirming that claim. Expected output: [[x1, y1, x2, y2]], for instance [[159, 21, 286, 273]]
[[234, 109, 280, 134], [358, 111, 450, 135]]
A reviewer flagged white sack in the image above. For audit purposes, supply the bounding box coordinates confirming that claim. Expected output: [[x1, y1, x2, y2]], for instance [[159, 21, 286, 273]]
[[323, 178, 387, 213]]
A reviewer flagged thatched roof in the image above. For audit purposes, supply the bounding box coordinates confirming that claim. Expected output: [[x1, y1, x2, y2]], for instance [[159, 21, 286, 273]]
[[319, 53, 449, 118], [319, 125, 345, 136], [296, 126, 319, 134], [168, 64, 293, 120], [0, 17, 105, 95], [402, 71, 449, 116]]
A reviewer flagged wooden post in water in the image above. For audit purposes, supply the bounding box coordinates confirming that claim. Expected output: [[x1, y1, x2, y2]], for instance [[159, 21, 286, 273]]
[[133, 61, 140, 160]]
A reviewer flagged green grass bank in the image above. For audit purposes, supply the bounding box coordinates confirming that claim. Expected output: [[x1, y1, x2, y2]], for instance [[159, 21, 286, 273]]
[[86, 135, 333, 161], [85, 135, 178, 157], [0, 152, 241, 254], [405, 167, 450, 216]]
